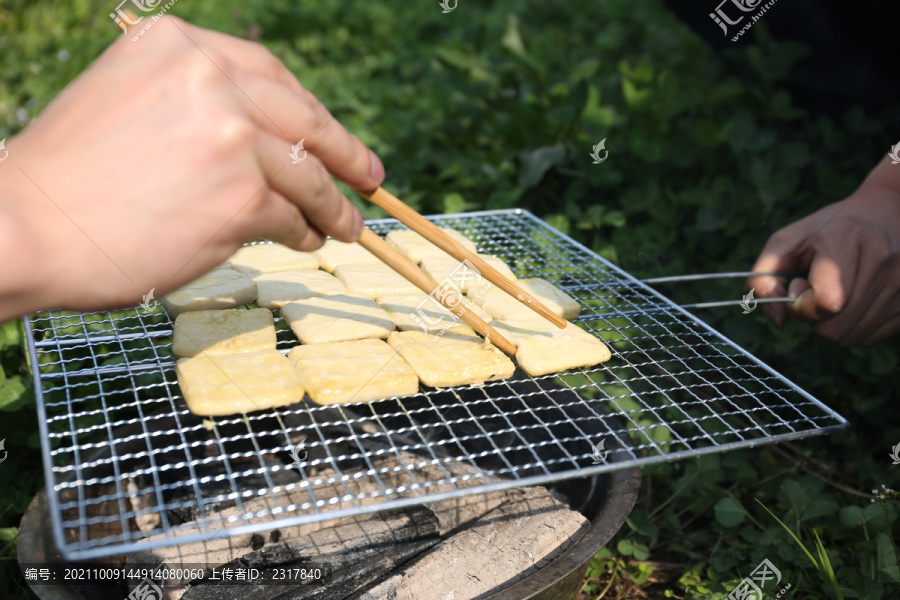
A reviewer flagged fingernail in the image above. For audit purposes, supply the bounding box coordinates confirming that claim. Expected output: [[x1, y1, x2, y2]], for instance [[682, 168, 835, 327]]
[[352, 210, 364, 239], [369, 150, 384, 183]]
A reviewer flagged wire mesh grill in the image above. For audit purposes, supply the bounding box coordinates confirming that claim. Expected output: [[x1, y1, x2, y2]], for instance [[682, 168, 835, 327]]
[[25, 209, 848, 560]]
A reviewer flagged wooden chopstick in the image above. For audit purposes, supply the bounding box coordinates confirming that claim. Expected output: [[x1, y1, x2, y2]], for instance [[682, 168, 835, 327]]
[[356, 228, 517, 356], [355, 187, 567, 329]]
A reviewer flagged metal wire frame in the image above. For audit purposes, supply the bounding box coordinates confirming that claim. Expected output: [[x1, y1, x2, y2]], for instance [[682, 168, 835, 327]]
[[24, 209, 848, 561]]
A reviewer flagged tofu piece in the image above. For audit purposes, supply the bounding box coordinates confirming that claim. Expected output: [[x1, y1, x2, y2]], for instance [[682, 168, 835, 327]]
[[288, 339, 419, 405], [228, 243, 318, 276], [377, 292, 491, 335], [280, 294, 395, 344], [422, 255, 517, 295], [384, 228, 477, 264], [162, 269, 257, 316], [254, 270, 346, 309], [469, 278, 581, 321], [314, 239, 381, 273], [176, 350, 304, 416], [387, 330, 515, 388], [492, 318, 611, 376], [172, 308, 276, 358], [333, 264, 422, 299]]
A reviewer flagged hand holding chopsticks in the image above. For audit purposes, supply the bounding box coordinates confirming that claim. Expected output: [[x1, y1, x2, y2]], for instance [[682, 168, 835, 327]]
[[355, 187, 567, 329], [355, 228, 517, 355]]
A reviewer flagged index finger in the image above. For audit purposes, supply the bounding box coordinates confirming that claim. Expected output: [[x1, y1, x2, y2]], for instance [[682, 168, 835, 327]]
[[788, 233, 860, 323], [167, 19, 386, 193]]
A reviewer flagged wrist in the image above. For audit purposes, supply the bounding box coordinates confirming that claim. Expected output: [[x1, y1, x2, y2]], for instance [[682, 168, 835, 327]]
[[859, 154, 900, 196], [0, 171, 55, 322]]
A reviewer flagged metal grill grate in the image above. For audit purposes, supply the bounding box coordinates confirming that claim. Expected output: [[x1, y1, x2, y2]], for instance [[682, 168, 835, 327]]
[[25, 209, 848, 560]]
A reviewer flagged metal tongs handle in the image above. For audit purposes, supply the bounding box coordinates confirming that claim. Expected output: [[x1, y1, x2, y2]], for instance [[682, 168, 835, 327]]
[[640, 271, 804, 310]]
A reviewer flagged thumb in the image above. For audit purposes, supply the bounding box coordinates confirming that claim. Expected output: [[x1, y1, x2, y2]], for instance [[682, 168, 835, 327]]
[[749, 235, 808, 328], [787, 278, 822, 323]]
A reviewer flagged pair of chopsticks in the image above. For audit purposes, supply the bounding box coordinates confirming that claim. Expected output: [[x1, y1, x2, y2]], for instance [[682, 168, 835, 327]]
[[353, 187, 567, 356]]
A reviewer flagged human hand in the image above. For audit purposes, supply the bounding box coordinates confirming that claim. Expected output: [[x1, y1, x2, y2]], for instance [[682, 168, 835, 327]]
[[0, 16, 383, 320], [749, 176, 900, 346]]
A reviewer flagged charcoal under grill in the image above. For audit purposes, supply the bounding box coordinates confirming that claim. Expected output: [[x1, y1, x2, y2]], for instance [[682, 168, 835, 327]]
[[24, 209, 848, 561]]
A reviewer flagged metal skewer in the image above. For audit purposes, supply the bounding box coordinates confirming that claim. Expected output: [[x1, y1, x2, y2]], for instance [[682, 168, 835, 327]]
[[639, 271, 806, 285], [639, 271, 803, 310]]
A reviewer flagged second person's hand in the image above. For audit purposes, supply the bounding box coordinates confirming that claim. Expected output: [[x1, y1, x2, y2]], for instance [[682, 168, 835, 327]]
[[749, 161, 900, 346]]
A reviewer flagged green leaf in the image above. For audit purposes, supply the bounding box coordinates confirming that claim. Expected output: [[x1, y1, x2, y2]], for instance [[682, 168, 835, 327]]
[[617, 538, 635, 556], [876, 532, 900, 582], [631, 562, 653, 584], [863, 502, 889, 527], [544, 214, 569, 235], [839, 506, 865, 528], [714, 497, 747, 528], [0, 527, 17, 543], [622, 78, 651, 107], [632, 540, 650, 561], [626, 508, 659, 537], [442, 192, 470, 214], [434, 41, 476, 70], [0, 381, 27, 411], [501, 14, 527, 58]]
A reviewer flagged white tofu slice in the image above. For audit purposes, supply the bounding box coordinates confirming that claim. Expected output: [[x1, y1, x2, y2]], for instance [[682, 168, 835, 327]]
[[288, 339, 419, 405], [280, 294, 395, 344], [176, 350, 304, 416], [172, 308, 276, 358], [468, 278, 581, 321], [314, 239, 381, 273], [253, 270, 346, 309], [333, 264, 422, 299], [422, 254, 517, 295], [228, 243, 318, 276], [387, 330, 515, 388], [376, 292, 491, 335], [162, 269, 257, 316], [384, 228, 477, 264], [492, 318, 611, 376]]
